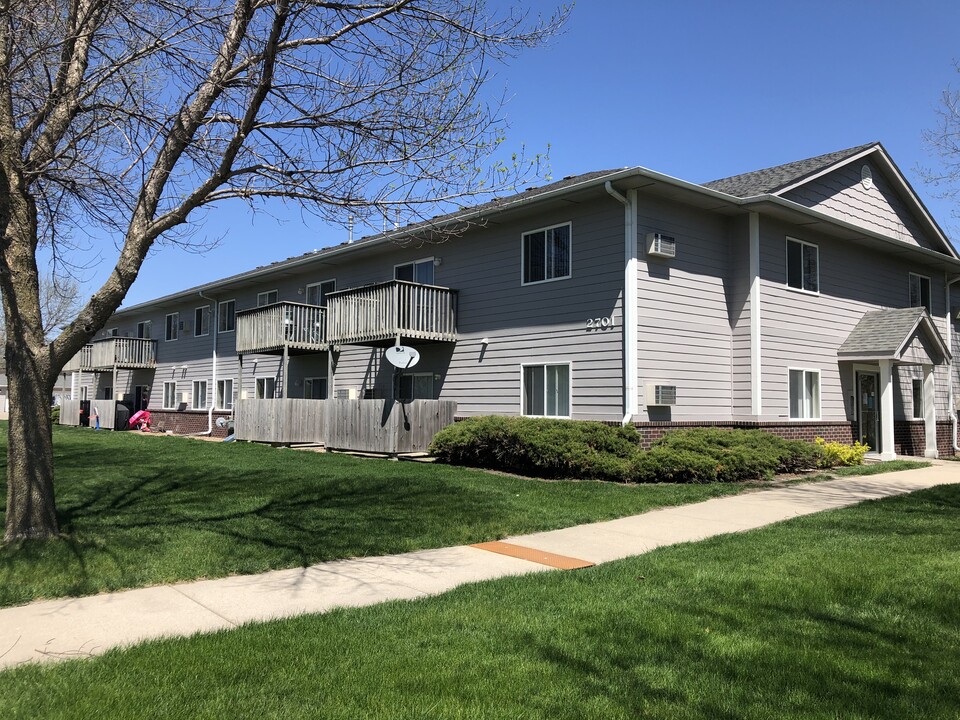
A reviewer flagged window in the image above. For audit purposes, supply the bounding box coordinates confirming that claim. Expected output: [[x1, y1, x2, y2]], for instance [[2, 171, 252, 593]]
[[522, 223, 571, 285], [165, 312, 179, 341], [136, 321, 152, 339], [257, 290, 279, 307], [398, 373, 434, 401], [786, 237, 819, 293], [216, 379, 234, 410], [102, 386, 113, 400], [306, 280, 336, 307], [218, 300, 236, 333], [909, 273, 931, 315], [192, 380, 208, 410], [522, 363, 570, 417], [912, 378, 924, 420], [789, 369, 820, 419], [194, 306, 209, 337], [395, 258, 434, 285], [256, 377, 276, 399], [106, 327, 119, 337], [163, 382, 177, 409], [304, 377, 328, 399]]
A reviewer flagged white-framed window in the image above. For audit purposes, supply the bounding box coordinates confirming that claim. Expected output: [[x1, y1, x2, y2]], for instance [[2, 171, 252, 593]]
[[304, 377, 328, 400], [306, 280, 336, 307], [194, 306, 209, 337], [395, 258, 434, 285], [912, 377, 924, 420], [909, 273, 931, 315], [788, 368, 820, 420], [102, 386, 113, 400], [522, 222, 571, 286], [192, 380, 208, 410], [398, 373, 434, 401], [218, 300, 236, 333], [521, 362, 571, 417], [163, 382, 177, 409], [165, 312, 179, 341], [257, 290, 279, 307], [786, 237, 819, 293], [216, 379, 234, 410], [256, 377, 276, 399], [136, 321, 151, 339]]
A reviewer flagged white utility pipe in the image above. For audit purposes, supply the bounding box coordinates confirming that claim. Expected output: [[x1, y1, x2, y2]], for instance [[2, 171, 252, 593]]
[[605, 181, 639, 426]]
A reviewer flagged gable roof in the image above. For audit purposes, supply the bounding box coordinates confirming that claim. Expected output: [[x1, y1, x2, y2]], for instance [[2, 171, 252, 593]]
[[703, 143, 878, 198], [837, 307, 951, 364]]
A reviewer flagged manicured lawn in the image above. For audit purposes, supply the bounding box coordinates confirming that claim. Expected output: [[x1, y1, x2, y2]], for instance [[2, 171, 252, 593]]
[[3, 485, 957, 719], [1, 424, 762, 607]]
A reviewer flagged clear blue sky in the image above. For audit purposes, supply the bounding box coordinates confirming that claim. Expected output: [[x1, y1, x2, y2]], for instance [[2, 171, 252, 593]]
[[72, 0, 960, 307]]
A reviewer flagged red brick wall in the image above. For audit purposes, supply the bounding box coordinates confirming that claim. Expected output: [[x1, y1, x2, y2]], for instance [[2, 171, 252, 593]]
[[147, 410, 232, 438], [894, 420, 955, 458]]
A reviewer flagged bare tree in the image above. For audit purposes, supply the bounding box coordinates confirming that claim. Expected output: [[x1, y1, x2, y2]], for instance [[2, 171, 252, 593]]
[[0, 0, 566, 541], [923, 64, 960, 228], [0, 275, 82, 344]]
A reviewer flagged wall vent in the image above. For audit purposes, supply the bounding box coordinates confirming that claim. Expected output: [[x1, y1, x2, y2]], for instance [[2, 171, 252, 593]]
[[334, 387, 358, 400], [646, 384, 677, 406], [646, 232, 676, 258]]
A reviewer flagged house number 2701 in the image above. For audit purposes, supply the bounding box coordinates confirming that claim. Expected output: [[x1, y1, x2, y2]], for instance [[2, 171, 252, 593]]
[[586, 315, 615, 329]]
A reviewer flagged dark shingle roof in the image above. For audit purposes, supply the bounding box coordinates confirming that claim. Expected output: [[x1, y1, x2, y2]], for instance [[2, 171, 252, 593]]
[[703, 143, 878, 198], [837, 307, 929, 357]]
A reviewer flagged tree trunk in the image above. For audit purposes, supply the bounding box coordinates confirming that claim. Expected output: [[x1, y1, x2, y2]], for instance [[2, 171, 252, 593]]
[[4, 348, 58, 541]]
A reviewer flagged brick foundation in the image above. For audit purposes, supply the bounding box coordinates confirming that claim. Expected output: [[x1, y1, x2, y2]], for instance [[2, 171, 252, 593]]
[[894, 420, 955, 458], [146, 410, 232, 438]]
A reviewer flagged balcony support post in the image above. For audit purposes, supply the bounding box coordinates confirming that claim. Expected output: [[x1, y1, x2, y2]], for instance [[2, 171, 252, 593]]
[[282, 344, 290, 398]]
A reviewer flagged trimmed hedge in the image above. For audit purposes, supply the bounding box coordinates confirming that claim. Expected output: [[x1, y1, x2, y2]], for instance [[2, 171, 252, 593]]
[[430, 418, 837, 483]]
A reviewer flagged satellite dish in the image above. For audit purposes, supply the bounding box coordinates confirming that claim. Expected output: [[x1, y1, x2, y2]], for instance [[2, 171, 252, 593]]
[[216, 417, 228, 428], [385, 345, 420, 369]]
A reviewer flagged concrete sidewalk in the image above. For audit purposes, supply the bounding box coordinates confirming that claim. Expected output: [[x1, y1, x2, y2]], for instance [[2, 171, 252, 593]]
[[2, 462, 958, 670]]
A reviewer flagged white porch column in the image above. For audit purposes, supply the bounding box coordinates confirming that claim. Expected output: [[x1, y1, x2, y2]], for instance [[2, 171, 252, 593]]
[[878, 359, 896, 460], [923, 363, 939, 458]]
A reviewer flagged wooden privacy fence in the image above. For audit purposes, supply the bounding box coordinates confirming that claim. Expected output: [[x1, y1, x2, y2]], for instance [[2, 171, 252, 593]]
[[58, 399, 116, 429], [235, 398, 457, 453], [60, 399, 81, 426]]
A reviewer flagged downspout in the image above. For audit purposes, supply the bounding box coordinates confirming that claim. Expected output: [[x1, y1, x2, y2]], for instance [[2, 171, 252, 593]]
[[945, 274, 960, 452], [196, 290, 218, 435], [605, 181, 639, 426]]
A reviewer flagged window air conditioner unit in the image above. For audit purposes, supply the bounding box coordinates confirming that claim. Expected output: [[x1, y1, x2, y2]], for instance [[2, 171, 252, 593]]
[[646, 232, 676, 258], [646, 384, 677, 406], [334, 387, 357, 400]]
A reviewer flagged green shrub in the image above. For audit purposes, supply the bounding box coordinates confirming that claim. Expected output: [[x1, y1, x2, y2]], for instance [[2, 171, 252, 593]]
[[814, 438, 868, 467], [50, 405, 60, 424]]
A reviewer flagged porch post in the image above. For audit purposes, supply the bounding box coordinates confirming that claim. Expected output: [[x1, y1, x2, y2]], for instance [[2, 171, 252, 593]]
[[923, 363, 938, 458], [878, 359, 896, 460]]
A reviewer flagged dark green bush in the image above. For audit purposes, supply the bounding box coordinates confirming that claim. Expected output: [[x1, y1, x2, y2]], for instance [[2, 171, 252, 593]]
[[430, 419, 825, 483], [50, 405, 61, 424]]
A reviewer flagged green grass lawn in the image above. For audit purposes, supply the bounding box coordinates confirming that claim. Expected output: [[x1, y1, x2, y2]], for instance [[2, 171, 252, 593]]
[[2, 484, 957, 719], [0, 424, 775, 607]]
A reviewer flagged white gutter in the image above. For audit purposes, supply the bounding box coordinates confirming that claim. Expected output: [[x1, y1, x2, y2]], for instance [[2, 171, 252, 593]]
[[196, 290, 218, 435], [749, 213, 762, 416], [605, 181, 639, 425], [946, 274, 960, 452]]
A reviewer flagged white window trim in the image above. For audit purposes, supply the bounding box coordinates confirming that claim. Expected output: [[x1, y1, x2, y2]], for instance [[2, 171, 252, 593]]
[[194, 306, 210, 337], [520, 222, 573, 287], [257, 289, 279, 307], [304, 376, 327, 399], [216, 378, 234, 410], [165, 312, 179, 342], [255, 376, 276, 399], [394, 257, 435, 285], [911, 377, 924, 420], [787, 367, 821, 420], [136, 320, 152, 339], [106, 327, 119, 337], [192, 380, 208, 410], [520, 361, 572, 419], [162, 381, 177, 410], [305, 279, 337, 306], [218, 299, 236, 334], [397, 372, 434, 401], [785, 236, 820, 296], [908, 272, 931, 312]]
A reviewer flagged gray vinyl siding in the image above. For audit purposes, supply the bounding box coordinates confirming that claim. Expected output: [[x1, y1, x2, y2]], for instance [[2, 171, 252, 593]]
[[758, 217, 951, 422], [781, 159, 938, 251], [635, 196, 733, 421], [728, 215, 753, 418]]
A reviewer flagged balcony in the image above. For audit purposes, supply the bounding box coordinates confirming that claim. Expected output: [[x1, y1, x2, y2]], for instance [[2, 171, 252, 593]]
[[327, 280, 458, 346], [236, 302, 328, 355], [64, 337, 157, 371]]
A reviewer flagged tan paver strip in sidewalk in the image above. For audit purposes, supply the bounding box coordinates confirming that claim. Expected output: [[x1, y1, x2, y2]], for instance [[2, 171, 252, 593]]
[[1, 462, 958, 671]]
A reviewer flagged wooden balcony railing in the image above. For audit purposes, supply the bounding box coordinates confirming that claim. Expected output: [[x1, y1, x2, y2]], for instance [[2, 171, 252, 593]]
[[236, 302, 328, 354], [327, 280, 457, 346], [63, 344, 94, 372], [90, 337, 157, 369]]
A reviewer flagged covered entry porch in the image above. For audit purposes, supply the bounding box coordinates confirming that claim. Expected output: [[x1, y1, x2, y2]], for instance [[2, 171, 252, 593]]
[[838, 307, 951, 460]]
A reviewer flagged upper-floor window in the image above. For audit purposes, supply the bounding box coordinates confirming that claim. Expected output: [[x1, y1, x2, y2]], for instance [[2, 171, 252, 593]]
[[306, 280, 336, 307], [218, 300, 236, 333], [786, 237, 818, 293], [106, 327, 119, 337], [136, 321, 151, 339], [194, 306, 209, 337], [909, 273, 931, 315], [395, 258, 434, 285], [788, 368, 820, 420], [257, 290, 279, 307], [522, 223, 571, 286], [165, 312, 179, 341]]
